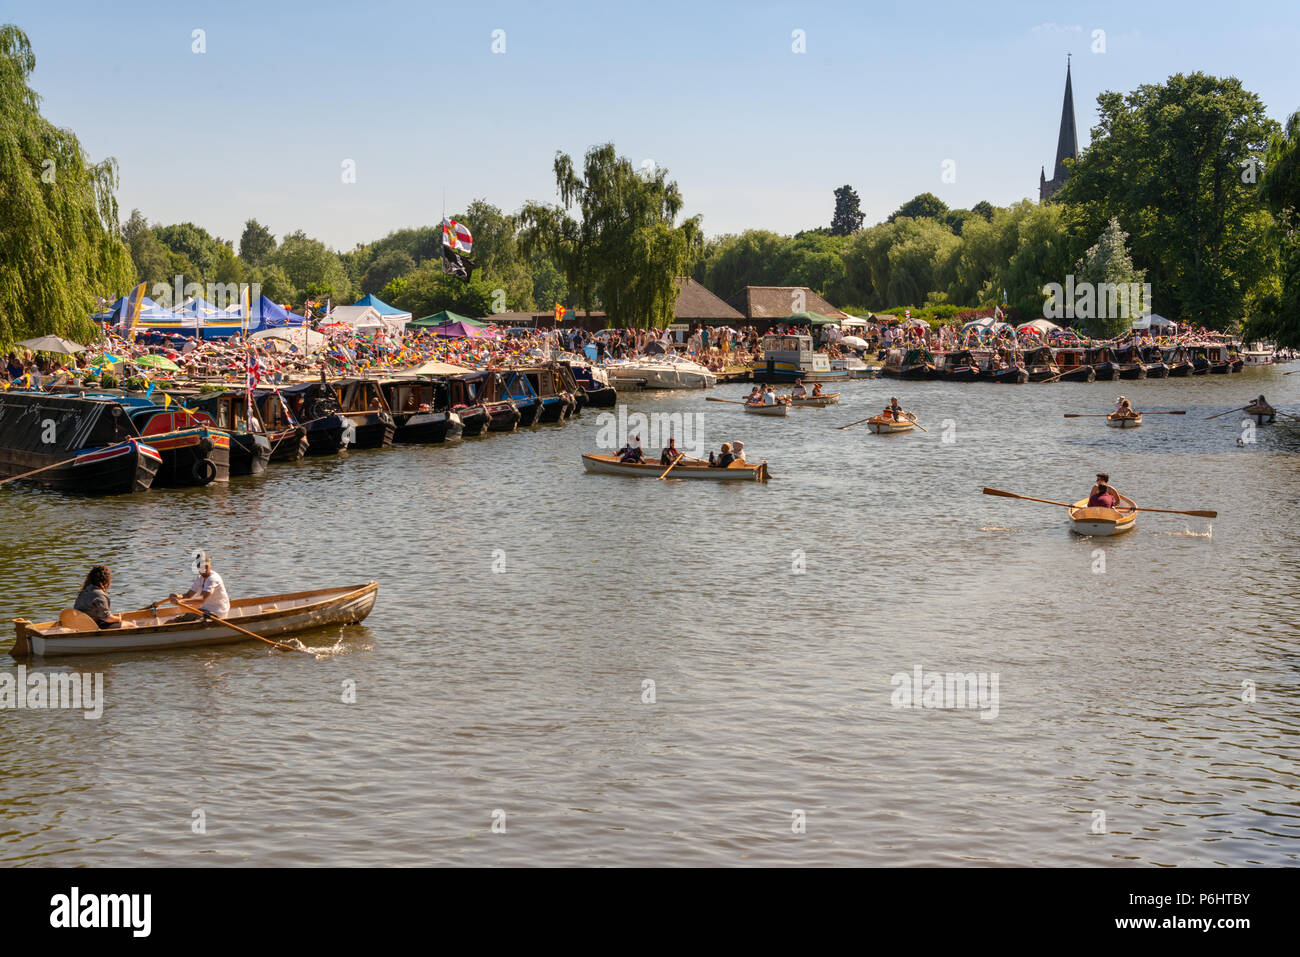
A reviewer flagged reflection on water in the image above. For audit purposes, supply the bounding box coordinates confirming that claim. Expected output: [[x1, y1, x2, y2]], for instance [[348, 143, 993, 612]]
[[1, 368, 1298, 865]]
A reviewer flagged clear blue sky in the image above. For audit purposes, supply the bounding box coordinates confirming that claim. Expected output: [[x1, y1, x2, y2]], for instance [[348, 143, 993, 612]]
[[7, 0, 1298, 250]]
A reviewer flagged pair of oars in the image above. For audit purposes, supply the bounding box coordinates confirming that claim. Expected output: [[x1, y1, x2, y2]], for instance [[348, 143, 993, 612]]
[[1204, 405, 1299, 421], [1063, 411, 1186, 417], [150, 596, 315, 654], [982, 487, 1216, 518]]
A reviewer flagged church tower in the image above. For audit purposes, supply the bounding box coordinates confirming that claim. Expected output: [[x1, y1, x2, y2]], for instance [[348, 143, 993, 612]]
[[1039, 58, 1079, 201]]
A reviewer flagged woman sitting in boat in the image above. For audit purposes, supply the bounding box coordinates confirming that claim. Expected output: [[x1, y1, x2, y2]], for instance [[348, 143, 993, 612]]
[[619, 437, 645, 464], [731, 440, 746, 463], [791, 379, 807, 398], [1087, 473, 1120, 509], [659, 437, 682, 467], [74, 565, 122, 629], [746, 386, 762, 405], [1114, 396, 1135, 417], [710, 443, 736, 468], [811, 383, 824, 397]]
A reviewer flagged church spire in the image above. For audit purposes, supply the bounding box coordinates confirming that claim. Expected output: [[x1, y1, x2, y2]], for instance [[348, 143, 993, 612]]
[[1039, 58, 1078, 201]]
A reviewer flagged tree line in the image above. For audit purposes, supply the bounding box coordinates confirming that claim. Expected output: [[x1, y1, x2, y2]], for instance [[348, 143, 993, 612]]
[[3, 19, 1298, 346]]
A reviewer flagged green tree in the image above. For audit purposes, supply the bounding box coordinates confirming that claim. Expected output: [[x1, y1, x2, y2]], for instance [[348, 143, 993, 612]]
[[519, 144, 701, 327], [0, 24, 133, 344], [694, 230, 790, 302], [1057, 73, 1278, 327], [888, 192, 948, 223], [1069, 217, 1147, 337], [272, 230, 353, 302], [972, 200, 995, 222], [830, 185, 865, 235], [153, 221, 228, 284], [361, 249, 415, 295], [239, 219, 276, 267], [384, 261, 495, 317], [1246, 108, 1300, 346], [122, 209, 172, 286]]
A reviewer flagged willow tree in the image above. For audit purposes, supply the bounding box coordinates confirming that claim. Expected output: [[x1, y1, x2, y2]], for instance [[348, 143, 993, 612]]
[[0, 25, 133, 345], [519, 144, 701, 328], [1246, 108, 1300, 346]]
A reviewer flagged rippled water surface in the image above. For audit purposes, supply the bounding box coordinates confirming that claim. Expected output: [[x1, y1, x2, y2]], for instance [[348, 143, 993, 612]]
[[2, 368, 1298, 866]]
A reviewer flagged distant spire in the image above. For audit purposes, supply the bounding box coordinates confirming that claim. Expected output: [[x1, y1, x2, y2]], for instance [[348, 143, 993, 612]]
[[1053, 59, 1079, 184]]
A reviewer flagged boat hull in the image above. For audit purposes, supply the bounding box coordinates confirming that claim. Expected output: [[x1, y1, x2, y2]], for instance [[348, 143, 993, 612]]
[[868, 414, 916, 434], [744, 403, 790, 416], [13, 582, 379, 658], [580, 453, 768, 481], [1106, 413, 1143, 428], [227, 432, 272, 476], [789, 393, 841, 406], [1069, 497, 1138, 536], [267, 426, 309, 461], [1055, 366, 1096, 382], [393, 411, 464, 443]]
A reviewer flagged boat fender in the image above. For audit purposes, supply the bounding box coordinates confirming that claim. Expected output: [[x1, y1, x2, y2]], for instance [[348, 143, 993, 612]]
[[193, 458, 217, 484], [199, 435, 214, 453]]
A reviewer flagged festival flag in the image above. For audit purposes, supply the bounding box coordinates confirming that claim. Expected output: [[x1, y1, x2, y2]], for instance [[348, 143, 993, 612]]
[[554, 303, 567, 323], [441, 217, 473, 255], [124, 282, 148, 336]]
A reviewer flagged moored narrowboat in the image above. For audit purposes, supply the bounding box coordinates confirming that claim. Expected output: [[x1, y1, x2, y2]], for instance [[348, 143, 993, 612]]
[[188, 390, 272, 475], [378, 378, 464, 443], [129, 406, 230, 486], [331, 379, 396, 448]]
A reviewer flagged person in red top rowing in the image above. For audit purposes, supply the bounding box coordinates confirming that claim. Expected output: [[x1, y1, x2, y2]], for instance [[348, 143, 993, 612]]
[[1087, 472, 1121, 509]]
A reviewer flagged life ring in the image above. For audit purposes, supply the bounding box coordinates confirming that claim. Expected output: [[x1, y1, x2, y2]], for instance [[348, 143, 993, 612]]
[[192, 458, 217, 484]]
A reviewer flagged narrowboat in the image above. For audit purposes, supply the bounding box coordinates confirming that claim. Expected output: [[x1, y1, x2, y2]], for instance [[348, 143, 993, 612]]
[[457, 371, 521, 432], [553, 362, 586, 416], [378, 378, 464, 443], [1049, 347, 1096, 382], [251, 389, 310, 461], [880, 347, 936, 380], [331, 379, 396, 448], [1111, 344, 1147, 380], [128, 406, 230, 486], [495, 370, 543, 426], [437, 374, 488, 436], [1139, 344, 1170, 377], [935, 350, 981, 382], [188, 391, 272, 476], [0, 392, 161, 494], [1086, 347, 1120, 380], [977, 351, 1029, 384], [278, 382, 351, 454], [1020, 347, 1061, 382], [1162, 346, 1195, 377], [560, 359, 617, 406], [499, 366, 571, 423]]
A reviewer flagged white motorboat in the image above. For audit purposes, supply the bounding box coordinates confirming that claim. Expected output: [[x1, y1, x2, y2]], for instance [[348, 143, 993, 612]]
[[605, 354, 718, 390]]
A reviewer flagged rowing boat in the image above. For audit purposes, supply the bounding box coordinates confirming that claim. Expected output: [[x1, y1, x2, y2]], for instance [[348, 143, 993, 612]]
[[743, 402, 790, 417], [1068, 495, 1138, 536], [788, 393, 841, 406], [10, 582, 379, 658], [1106, 412, 1142, 428], [867, 412, 917, 434], [1244, 403, 1276, 423], [580, 453, 769, 481]]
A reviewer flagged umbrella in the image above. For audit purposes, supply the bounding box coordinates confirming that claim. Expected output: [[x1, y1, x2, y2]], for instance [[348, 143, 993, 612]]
[[18, 336, 86, 354], [841, 335, 868, 349], [134, 354, 180, 372]]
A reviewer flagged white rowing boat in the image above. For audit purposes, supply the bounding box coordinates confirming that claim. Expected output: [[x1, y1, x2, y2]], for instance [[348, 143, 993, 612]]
[[11, 582, 378, 657], [1106, 412, 1142, 428], [1068, 495, 1138, 536], [580, 453, 769, 481], [743, 402, 790, 417], [867, 411, 916, 434]]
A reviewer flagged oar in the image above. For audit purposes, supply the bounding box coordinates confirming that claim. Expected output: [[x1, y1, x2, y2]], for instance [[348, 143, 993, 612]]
[[166, 597, 315, 654], [658, 452, 684, 480], [981, 487, 1216, 518], [837, 415, 876, 430], [1204, 406, 1249, 420], [1064, 411, 1186, 417], [909, 417, 929, 433], [705, 397, 749, 405]]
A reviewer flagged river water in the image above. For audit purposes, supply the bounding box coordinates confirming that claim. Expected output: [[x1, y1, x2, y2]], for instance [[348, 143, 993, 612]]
[[1, 368, 1297, 866]]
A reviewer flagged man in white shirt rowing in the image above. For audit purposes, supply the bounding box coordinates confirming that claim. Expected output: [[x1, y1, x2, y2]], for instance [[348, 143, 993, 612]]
[[169, 553, 231, 622]]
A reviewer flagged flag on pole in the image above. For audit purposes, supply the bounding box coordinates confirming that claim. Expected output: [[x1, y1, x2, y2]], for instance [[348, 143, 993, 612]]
[[240, 284, 251, 336], [554, 303, 567, 323], [245, 351, 262, 391], [441, 217, 473, 255], [125, 282, 148, 337]]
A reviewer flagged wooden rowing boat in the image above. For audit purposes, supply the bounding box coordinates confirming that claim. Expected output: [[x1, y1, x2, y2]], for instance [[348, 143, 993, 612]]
[[788, 393, 841, 406], [1068, 495, 1138, 536], [1243, 403, 1276, 423], [10, 582, 379, 658], [867, 412, 916, 434], [580, 453, 769, 482], [1106, 412, 1142, 428], [743, 402, 789, 417]]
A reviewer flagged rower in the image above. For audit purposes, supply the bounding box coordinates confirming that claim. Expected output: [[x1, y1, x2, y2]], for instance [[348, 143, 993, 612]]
[[659, 437, 682, 467], [1087, 472, 1122, 509], [811, 382, 824, 397], [169, 553, 230, 623], [762, 385, 776, 407], [619, 435, 645, 464], [74, 565, 122, 629], [888, 397, 903, 421], [747, 386, 762, 404], [791, 379, 807, 398], [1114, 396, 1134, 417]]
